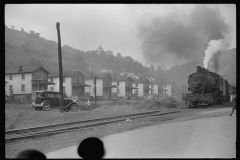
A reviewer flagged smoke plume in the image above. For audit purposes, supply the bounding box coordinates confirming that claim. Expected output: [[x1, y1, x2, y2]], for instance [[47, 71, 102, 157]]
[[137, 4, 231, 69], [203, 39, 227, 69], [211, 51, 222, 73]]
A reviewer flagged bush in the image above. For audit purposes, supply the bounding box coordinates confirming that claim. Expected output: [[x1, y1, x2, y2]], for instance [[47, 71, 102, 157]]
[[159, 96, 178, 108]]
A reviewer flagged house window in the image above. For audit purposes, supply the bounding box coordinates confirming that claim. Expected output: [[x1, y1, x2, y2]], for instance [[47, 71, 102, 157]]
[[22, 74, 25, 80], [38, 73, 42, 80], [117, 88, 120, 94], [117, 81, 119, 86], [22, 84, 25, 92], [136, 83, 138, 87], [10, 74, 12, 80], [51, 78, 53, 82], [63, 86, 66, 93], [50, 87, 54, 91]]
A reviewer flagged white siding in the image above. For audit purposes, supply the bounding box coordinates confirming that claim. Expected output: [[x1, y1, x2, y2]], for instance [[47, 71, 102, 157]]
[[138, 83, 144, 97], [163, 85, 171, 96], [5, 73, 32, 94], [85, 79, 103, 96], [48, 77, 72, 97], [96, 79, 103, 96], [64, 77, 72, 97], [118, 81, 125, 97], [153, 84, 158, 95]]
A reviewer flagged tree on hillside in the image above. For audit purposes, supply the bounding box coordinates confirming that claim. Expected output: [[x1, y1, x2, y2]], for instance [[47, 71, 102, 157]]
[[98, 45, 106, 56], [11, 25, 15, 29], [149, 64, 155, 72], [29, 30, 35, 35], [106, 50, 114, 56], [116, 52, 123, 59]]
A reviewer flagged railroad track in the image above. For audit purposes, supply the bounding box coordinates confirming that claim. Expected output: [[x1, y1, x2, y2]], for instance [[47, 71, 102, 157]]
[[5, 109, 180, 144]]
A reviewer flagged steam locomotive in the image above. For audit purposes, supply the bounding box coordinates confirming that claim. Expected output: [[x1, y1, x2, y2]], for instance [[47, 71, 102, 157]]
[[186, 66, 230, 107]]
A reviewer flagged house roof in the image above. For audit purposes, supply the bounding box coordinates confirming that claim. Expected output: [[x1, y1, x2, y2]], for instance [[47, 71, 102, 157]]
[[48, 71, 85, 78], [84, 73, 112, 80], [133, 78, 150, 83], [112, 75, 132, 81], [150, 80, 163, 84], [5, 66, 49, 74]]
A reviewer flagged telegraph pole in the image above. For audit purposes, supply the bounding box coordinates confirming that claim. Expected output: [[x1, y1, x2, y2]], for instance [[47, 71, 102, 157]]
[[56, 22, 64, 113], [94, 76, 97, 104]]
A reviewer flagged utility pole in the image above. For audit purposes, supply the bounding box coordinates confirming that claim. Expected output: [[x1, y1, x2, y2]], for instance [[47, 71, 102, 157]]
[[56, 22, 64, 113], [94, 76, 97, 104], [158, 84, 159, 100]]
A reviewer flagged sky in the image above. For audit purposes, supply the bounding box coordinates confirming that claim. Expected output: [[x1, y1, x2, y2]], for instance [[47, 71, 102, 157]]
[[5, 4, 236, 69]]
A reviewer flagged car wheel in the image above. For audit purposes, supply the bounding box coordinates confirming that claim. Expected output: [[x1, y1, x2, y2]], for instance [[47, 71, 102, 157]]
[[71, 104, 78, 112], [63, 107, 70, 112], [43, 102, 51, 111]]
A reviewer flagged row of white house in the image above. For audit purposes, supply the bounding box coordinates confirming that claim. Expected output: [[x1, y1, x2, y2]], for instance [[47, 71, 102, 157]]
[[5, 66, 177, 100]]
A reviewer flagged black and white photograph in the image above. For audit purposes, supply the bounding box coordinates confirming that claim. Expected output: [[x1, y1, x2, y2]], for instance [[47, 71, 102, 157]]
[[5, 4, 236, 158]]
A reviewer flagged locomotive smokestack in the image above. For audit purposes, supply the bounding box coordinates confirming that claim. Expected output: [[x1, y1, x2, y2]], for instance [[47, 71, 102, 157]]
[[196, 66, 201, 72]]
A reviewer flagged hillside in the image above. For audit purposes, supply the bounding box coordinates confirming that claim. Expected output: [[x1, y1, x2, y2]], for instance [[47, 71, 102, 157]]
[[5, 25, 236, 89], [5, 26, 170, 80]]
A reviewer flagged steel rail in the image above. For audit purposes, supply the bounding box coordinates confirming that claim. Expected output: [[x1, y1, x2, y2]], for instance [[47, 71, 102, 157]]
[[5, 110, 180, 143], [6, 109, 180, 135]]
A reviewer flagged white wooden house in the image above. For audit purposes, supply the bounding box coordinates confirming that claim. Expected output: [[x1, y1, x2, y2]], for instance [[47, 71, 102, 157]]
[[132, 78, 153, 97], [149, 80, 167, 96], [48, 71, 90, 100], [162, 80, 172, 96], [111, 75, 138, 97], [5, 66, 54, 102], [84, 73, 116, 100]]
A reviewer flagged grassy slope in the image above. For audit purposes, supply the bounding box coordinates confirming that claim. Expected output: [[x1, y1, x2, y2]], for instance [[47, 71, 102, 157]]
[[5, 101, 145, 130]]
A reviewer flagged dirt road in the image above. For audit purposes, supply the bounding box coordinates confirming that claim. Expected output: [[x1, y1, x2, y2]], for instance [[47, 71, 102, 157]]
[[45, 107, 236, 158], [6, 105, 235, 158]]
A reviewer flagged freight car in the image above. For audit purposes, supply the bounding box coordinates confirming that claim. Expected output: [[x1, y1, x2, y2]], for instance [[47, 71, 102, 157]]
[[186, 66, 230, 107]]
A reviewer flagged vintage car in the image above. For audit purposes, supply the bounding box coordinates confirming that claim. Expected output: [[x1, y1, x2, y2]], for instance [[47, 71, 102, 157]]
[[31, 90, 78, 112]]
